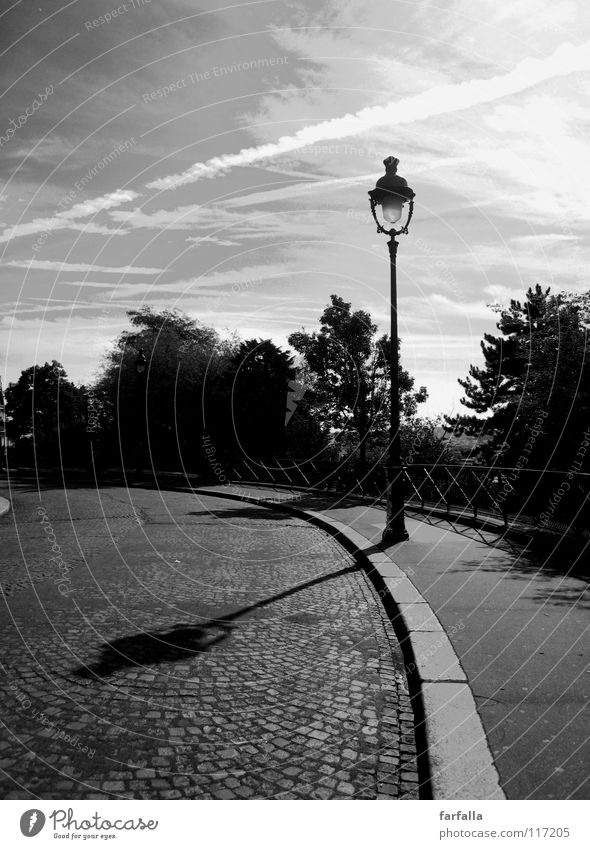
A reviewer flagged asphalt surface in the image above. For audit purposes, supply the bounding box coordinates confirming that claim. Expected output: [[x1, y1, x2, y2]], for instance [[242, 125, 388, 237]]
[[0, 484, 418, 800]]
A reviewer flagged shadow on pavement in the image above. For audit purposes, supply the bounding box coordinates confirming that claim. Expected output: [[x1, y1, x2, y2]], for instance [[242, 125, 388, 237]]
[[73, 623, 232, 678], [213, 488, 590, 584], [73, 562, 362, 679], [186, 506, 308, 522], [454, 534, 590, 583]]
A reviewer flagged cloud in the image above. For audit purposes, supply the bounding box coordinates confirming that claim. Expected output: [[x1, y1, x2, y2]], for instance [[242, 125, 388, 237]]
[[109, 201, 340, 242], [6, 259, 168, 274], [186, 235, 240, 246], [0, 190, 139, 244], [57, 191, 140, 220], [221, 174, 377, 208], [108, 205, 197, 230], [1, 312, 130, 385], [146, 39, 590, 191], [9, 264, 295, 307], [509, 234, 577, 246], [427, 294, 496, 320], [51, 281, 127, 289]]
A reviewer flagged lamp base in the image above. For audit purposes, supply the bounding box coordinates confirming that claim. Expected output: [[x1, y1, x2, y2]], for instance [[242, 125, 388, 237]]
[[381, 526, 410, 546]]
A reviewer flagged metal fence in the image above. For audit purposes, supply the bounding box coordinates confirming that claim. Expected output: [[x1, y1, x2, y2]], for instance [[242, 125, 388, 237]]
[[227, 457, 590, 539]]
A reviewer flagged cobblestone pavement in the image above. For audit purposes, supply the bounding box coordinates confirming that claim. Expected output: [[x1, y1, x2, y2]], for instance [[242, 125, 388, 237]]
[[0, 486, 418, 800]]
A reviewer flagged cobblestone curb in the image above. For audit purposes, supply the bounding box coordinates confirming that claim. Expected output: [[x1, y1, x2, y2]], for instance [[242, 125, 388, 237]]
[[0, 496, 11, 517], [190, 485, 505, 801]]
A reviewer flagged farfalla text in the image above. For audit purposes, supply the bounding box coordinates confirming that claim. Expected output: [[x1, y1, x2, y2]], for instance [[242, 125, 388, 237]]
[[439, 811, 483, 821]]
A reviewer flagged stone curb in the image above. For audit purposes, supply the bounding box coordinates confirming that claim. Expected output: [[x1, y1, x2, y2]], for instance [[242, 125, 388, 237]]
[[189, 485, 505, 801], [0, 496, 11, 517]]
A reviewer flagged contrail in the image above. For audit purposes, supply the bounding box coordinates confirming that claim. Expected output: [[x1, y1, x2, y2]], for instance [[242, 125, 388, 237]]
[[0, 189, 138, 244], [147, 39, 590, 192]]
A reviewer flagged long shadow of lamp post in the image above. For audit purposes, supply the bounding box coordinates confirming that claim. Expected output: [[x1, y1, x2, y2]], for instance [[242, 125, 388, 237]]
[[134, 348, 147, 478], [368, 156, 415, 545]]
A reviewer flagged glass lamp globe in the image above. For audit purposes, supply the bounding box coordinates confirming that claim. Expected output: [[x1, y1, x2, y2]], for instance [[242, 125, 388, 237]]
[[382, 195, 404, 224]]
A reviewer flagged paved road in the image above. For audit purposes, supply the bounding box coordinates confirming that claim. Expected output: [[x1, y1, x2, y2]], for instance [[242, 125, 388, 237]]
[[207, 485, 590, 800], [0, 485, 418, 800]]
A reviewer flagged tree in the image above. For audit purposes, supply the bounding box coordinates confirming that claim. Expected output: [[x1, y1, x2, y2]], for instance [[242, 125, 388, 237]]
[[288, 294, 427, 468], [400, 417, 462, 467], [450, 285, 590, 473], [5, 361, 87, 467], [94, 306, 234, 471], [222, 339, 296, 457], [283, 394, 330, 460]]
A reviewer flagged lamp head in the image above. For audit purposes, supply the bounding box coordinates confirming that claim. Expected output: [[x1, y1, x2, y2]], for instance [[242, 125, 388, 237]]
[[368, 157, 415, 235]]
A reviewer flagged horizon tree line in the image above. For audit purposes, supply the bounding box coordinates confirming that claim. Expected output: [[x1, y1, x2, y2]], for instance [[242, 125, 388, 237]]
[[3, 287, 589, 497]]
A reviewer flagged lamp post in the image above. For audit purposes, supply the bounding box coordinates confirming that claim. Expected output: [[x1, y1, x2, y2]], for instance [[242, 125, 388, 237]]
[[134, 348, 147, 477], [368, 156, 415, 545]]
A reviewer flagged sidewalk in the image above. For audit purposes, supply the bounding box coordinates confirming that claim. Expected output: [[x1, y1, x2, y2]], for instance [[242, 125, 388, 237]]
[[192, 483, 589, 800]]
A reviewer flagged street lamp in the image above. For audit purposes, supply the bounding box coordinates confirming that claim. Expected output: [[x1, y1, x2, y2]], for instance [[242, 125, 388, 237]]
[[368, 156, 415, 545]]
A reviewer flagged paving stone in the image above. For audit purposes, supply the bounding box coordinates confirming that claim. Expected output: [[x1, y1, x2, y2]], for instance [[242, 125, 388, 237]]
[[309, 729, 329, 741], [219, 748, 238, 759], [284, 766, 300, 777], [213, 789, 236, 799], [337, 781, 355, 795], [103, 781, 125, 791], [235, 787, 254, 798], [312, 786, 333, 799], [135, 768, 158, 779]]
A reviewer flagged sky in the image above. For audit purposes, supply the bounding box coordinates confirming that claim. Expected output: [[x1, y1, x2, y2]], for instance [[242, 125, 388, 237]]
[[1, 0, 590, 415]]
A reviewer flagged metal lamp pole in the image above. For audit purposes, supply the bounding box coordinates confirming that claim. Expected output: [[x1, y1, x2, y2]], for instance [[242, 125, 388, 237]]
[[385, 235, 408, 543], [134, 348, 147, 478], [368, 157, 415, 545]]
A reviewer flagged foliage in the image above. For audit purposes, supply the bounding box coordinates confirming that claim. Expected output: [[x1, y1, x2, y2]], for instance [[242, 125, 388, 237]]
[[400, 417, 463, 467], [283, 395, 330, 460], [288, 294, 427, 466], [93, 309, 309, 469], [449, 285, 590, 472], [221, 338, 297, 457], [5, 361, 87, 466], [94, 306, 233, 470], [4, 307, 332, 473]]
